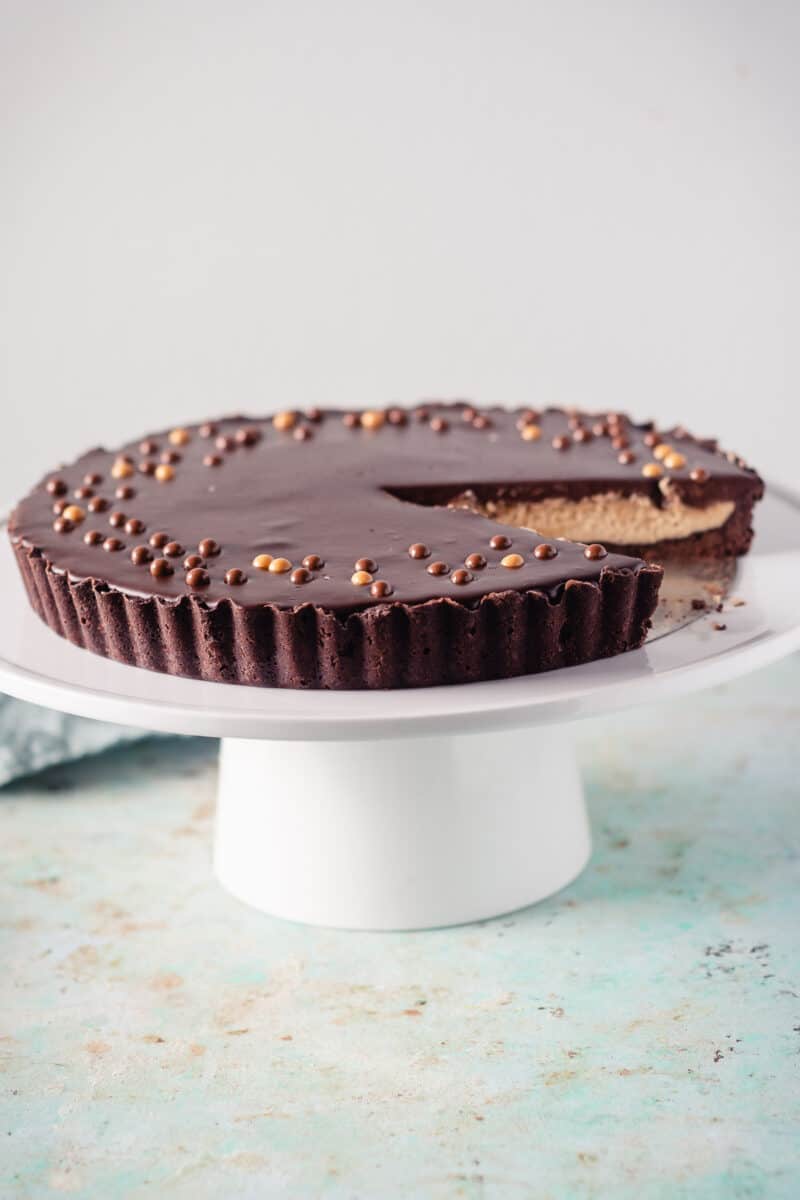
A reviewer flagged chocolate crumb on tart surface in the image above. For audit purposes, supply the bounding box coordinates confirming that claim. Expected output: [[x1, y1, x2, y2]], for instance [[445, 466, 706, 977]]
[[8, 404, 763, 690]]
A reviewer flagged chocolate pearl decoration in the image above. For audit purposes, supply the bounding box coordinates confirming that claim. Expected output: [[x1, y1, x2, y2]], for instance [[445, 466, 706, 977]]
[[690, 466, 709, 483], [53, 517, 74, 533], [164, 541, 183, 557], [169, 428, 191, 446], [653, 443, 672, 461], [552, 435, 570, 451], [116, 485, 135, 500], [572, 427, 593, 443], [612, 435, 629, 450], [88, 496, 109, 513], [415, 407, 430, 422], [293, 425, 313, 441], [387, 408, 408, 426], [429, 416, 449, 433], [125, 517, 145, 535], [664, 451, 686, 470], [342, 412, 359, 428], [74, 485, 94, 500], [186, 567, 209, 588], [184, 554, 204, 570], [139, 460, 156, 475], [427, 561, 449, 575], [198, 538, 220, 558], [47, 478, 67, 496], [52, 499, 67, 515], [111, 458, 134, 480], [108, 511, 126, 528], [643, 431, 660, 447], [461, 406, 477, 422], [252, 554, 273, 570], [465, 553, 486, 570], [225, 568, 247, 586], [305, 407, 322, 423], [155, 463, 175, 483], [584, 543, 607, 560], [592, 422, 609, 437], [520, 424, 541, 442], [408, 543, 430, 559], [269, 557, 292, 574], [235, 426, 261, 446], [103, 537, 124, 552], [62, 504, 85, 523], [84, 529, 103, 546], [199, 422, 218, 438], [500, 553, 524, 569], [139, 439, 159, 455], [450, 568, 472, 585], [131, 545, 152, 565], [215, 434, 236, 452], [273, 411, 296, 432], [534, 543, 557, 559], [355, 557, 377, 573], [351, 570, 373, 586], [472, 414, 491, 430], [203, 454, 223, 467], [302, 554, 324, 570], [618, 450, 636, 465], [150, 557, 173, 578], [642, 463, 663, 479], [290, 567, 311, 585], [84, 472, 103, 486], [161, 450, 181, 464], [370, 580, 393, 598], [489, 534, 511, 550], [360, 410, 385, 430], [149, 531, 169, 548]]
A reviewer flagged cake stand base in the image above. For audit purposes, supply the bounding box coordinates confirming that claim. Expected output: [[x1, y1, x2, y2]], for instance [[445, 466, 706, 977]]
[[214, 726, 591, 930]]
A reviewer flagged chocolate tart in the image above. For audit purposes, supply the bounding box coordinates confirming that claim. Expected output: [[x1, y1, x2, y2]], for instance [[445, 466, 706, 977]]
[[8, 405, 762, 690]]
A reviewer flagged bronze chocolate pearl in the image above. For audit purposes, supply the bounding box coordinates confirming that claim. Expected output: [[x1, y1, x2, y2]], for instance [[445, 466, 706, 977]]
[[534, 543, 557, 559], [584, 543, 607, 560], [430, 416, 449, 433], [103, 536, 124, 552], [184, 554, 204, 570], [302, 554, 324, 570], [125, 517, 145, 536], [618, 450, 636, 465], [370, 580, 393, 598], [199, 421, 218, 438], [52, 499, 67, 515], [293, 425, 313, 441], [355, 557, 377, 573], [489, 534, 512, 550], [387, 408, 408, 426], [592, 422, 609, 437], [427, 561, 449, 576], [572, 427, 593, 443], [84, 529, 103, 546], [47, 478, 67, 496], [185, 567, 209, 588], [161, 450, 181, 465], [225, 567, 247, 586], [109, 511, 126, 528], [139, 439, 159, 455], [215, 434, 236, 452], [643, 431, 659, 448], [149, 531, 169, 548], [552, 435, 570, 451], [139, 460, 156, 475], [305, 407, 322, 423], [612, 435, 630, 450], [461, 406, 477, 422], [690, 466, 709, 483], [131, 544, 152, 565], [164, 541, 183, 557], [198, 538, 220, 558], [88, 496, 109, 513], [408, 543, 430, 560], [465, 553, 486, 570], [235, 426, 261, 446], [53, 517, 74, 533], [150, 557, 173, 578], [116, 484, 135, 500], [290, 567, 311, 585], [415, 407, 431, 422], [567, 415, 583, 431], [450, 568, 472, 585], [342, 412, 359, 428], [84, 472, 103, 486], [203, 453, 223, 467], [74, 485, 94, 500], [472, 414, 491, 430]]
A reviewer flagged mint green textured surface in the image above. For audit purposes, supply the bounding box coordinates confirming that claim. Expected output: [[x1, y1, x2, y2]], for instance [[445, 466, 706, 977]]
[[2, 656, 799, 1199]]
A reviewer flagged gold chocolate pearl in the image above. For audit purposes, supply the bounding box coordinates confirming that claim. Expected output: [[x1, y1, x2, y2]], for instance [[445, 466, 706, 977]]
[[268, 557, 292, 573], [360, 410, 385, 430], [501, 553, 524, 568], [642, 462, 663, 479], [653, 443, 672, 461], [351, 570, 373, 586], [154, 463, 175, 482], [252, 554, 273, 570], [664, 451, 686, 470], [111, 458, 134, 479], [169, 428, 191, 446], [273, 411, 296, 431], [520, 424, 542, 442], [62, 504, 85, 523]]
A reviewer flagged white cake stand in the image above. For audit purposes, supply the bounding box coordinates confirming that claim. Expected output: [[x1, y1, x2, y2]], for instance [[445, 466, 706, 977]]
[[2, 488, 799, 930]]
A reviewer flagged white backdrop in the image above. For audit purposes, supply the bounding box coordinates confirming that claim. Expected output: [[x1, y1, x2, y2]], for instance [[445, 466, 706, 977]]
[[2, 0, 798, 501]]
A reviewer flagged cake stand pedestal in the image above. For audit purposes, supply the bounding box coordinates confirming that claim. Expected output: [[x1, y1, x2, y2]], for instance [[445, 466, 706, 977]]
[[2, 488, 798, 929]]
